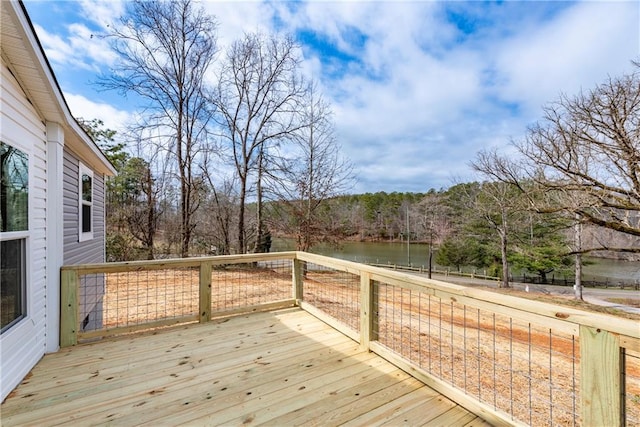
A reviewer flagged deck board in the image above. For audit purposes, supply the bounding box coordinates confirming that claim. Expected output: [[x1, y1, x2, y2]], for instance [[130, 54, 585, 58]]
[[1, 308, 486, 426]]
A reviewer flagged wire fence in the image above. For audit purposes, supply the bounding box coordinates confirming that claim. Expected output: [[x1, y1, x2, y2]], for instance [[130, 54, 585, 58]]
[[373, 283, 579, 426], [297, 267, 581, 425], [210, 261, 292, 312], [626, 350, 640, 426], [76, 259, 293, 335], [292, 255, 639, 426], [301, 262, 360, 333]]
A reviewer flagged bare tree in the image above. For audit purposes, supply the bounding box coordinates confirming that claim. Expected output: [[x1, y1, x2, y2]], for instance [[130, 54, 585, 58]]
[[474, 64, 640, 298], [416, 193, 452, 278], [214, 32, 306, 253], [269, 84, 354, 251], [456, 178, 525, 288], [120, 157, 161, 260], [101, 0, 218, 257], [478, 182, 524, 288], [199, 147, 238, 255], [519, 65, 640, 245], [473, 150, 583, 297]]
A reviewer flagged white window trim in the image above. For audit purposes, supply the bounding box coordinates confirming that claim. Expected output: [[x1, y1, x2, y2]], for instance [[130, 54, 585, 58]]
[[0, 139, 30, 334], [78, 162, 94, 242]]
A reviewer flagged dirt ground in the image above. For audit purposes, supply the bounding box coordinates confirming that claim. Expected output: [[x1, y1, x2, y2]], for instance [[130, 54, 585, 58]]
[[94, 266, 638, 426]]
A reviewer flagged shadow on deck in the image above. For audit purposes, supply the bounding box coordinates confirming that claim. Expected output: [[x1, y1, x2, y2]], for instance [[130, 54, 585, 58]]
[[1, 309, 488, 426]]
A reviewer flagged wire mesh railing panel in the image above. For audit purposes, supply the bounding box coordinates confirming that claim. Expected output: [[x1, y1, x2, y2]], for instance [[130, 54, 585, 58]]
[[84, 267, 200, 331], [373, 283, 580, 426], [78, 272, 105, 331], [302, 262, 360, 332], [210, 260, 292, 312], [626, 350, 640, 426]]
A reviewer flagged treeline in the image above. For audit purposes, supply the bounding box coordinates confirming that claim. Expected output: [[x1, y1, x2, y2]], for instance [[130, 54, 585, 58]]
[[269, 187, 576, 284]]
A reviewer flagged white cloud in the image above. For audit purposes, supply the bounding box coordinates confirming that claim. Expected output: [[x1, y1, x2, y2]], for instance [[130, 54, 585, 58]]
[[202, 1, 275, 48], [274, 1, 640, 191], [33, 22, 117, 72], [267, 2, 490, 191], [33, 24, 75, 65], [494, 1, 640, 116], [65, 93, 132, 135], [78, 0, 125, 30]]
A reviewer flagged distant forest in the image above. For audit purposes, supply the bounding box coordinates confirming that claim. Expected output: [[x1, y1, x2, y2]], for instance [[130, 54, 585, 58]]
[[98, 175, 638, 284]]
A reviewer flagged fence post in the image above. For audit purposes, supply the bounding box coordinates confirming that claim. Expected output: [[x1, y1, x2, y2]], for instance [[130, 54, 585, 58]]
[[292, 258, 303, 304], [580, 325, 622, 426], [60, 268, 78, 347], [199, 261, 212, 323], [359, 271, 374, 351]]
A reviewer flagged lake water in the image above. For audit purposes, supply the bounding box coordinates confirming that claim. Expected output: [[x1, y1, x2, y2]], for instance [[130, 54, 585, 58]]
[[272, 239, 640, 282]]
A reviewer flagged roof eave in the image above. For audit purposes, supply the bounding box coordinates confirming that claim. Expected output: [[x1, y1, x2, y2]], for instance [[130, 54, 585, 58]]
[[2, 1, 117, 176]]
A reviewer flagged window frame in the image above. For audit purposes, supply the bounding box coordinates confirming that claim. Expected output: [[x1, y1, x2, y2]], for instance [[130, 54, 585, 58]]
[[0, 238, 27, 333], [78, 162, 93, 242], [0, 140, 30, 334]]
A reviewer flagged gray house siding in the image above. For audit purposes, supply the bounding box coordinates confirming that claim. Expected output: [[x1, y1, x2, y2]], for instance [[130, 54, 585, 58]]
[[63, 148, 106, 331]]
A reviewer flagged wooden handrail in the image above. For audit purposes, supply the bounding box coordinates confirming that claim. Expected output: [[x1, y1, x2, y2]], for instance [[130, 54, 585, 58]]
[[296, 252, 639, 340], [59, 251, 298, 274]]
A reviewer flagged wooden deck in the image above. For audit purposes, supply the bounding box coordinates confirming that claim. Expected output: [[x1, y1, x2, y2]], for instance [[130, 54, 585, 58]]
[[1, 308, 488, 426]]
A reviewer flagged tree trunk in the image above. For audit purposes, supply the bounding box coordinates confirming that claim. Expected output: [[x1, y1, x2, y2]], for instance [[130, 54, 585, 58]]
[[238, 179, 247, 254], [500, 233, 510, 288], [499, 213, 510, 288], [145, 167, 154, 260], [304, 120, 314, 253], [574, 216, 583, 300], [427, 237, 433, 279], [253, 149, 264, 253], [177, 109, 189, 258]]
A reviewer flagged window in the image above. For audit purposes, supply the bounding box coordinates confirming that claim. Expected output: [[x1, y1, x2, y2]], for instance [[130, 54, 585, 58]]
[[78, 163, 93, 242], [1, 141, 28, 333]]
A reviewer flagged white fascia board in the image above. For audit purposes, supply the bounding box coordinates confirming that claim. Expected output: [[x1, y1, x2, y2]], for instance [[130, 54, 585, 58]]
[[5, 1, 116, 177]]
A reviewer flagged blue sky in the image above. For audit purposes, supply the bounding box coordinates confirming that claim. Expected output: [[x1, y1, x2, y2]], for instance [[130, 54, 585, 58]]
[[23, 0, 640, 194]]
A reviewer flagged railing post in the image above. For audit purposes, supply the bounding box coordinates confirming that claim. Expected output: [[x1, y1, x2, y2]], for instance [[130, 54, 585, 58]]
[[60, 269, 78, 347], [199, 261, 212, 323], [580, 325, 622, 426], [360, 271, 374, 350], [292, 258, 303, 304]]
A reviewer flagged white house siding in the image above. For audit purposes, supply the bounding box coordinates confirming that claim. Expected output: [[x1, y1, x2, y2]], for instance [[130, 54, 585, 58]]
[[0, 58, 48, 401], [62, 149, 106, 331]]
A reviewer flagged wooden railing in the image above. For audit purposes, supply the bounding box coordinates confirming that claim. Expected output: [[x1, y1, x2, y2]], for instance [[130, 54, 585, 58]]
[[61, 251, 640, 427], [369, 262, 500, 281]]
